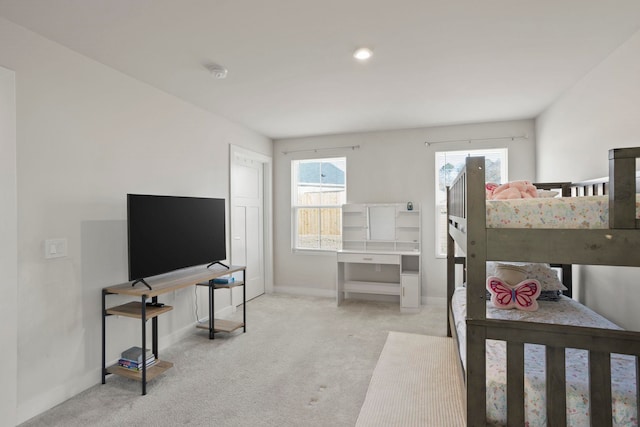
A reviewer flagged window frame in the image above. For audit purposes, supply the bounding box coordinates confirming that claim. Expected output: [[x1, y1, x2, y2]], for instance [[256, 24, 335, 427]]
[[434, 148, 508, 258], [291, 156, 346, 253]]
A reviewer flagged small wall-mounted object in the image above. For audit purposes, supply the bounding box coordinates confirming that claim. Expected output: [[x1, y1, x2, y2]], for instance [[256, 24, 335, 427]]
[[205, 63, 228, 79], [407, 202, 413, 211], [45, 238, 67, 259]]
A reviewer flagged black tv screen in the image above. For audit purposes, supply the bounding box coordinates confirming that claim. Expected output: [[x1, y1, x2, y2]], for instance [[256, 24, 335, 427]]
[[127, 194, 226, 281]]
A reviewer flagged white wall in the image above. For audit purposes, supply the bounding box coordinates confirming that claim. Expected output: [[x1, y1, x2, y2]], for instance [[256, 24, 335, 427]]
[[0, 18, 272, 424], [0, 65, 17, 427], [536, 29, 640, 330], [273, 119, 536, 304]]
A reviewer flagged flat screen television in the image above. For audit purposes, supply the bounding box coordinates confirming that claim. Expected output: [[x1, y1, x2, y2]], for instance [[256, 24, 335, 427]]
[[127, 194, 227, 284]]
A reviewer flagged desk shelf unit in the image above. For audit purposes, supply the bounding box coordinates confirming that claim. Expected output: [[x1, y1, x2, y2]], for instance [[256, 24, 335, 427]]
[[102, 264, 246, 395], [338, 203, 421, 312], [342, 203, 420, 252]]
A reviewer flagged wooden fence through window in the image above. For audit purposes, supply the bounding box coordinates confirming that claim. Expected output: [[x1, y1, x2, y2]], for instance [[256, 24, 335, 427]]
[[297, 191, 342, 237]]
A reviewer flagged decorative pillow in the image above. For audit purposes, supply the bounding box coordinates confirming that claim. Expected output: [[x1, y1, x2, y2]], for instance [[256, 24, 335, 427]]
[[525, 263, 568, 291], [484, 289, 561, 301], [537, 190, 560, 198], [486, 276, 541, 311], [487, 262, 567, 292]]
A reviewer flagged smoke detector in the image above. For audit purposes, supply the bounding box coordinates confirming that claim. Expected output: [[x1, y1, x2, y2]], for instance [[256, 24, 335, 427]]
[[206, 63, 228, 79]]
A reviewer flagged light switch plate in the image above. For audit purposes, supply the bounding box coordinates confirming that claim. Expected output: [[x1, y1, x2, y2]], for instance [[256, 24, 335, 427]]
[[45, 238, 67, 259]]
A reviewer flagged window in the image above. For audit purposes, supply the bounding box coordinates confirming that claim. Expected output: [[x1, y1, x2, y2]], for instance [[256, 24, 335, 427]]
[[435, 148, 507, 257], [292, 157, 346, 251]]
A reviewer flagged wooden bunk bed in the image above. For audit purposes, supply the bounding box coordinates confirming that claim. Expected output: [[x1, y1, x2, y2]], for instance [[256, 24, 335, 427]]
[[446, 147, 640, 426]]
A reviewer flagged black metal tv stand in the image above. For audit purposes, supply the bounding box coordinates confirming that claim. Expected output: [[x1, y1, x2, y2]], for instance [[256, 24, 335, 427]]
[[101, 264, 246, 395]]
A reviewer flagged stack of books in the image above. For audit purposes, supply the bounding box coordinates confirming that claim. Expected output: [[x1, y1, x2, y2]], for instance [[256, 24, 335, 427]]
[[118, 346, 155, 371]]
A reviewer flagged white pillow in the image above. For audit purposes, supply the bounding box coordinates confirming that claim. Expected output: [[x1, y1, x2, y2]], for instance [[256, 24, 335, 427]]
[[537, 190, 559, 198], [487, 262, 567, 291]]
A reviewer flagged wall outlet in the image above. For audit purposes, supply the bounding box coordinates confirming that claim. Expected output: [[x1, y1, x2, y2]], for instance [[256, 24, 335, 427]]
[[45, 238, 67, 259]]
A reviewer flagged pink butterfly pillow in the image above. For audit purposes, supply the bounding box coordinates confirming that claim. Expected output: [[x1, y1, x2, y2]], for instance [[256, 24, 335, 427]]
[[486, 276, 541, 311]]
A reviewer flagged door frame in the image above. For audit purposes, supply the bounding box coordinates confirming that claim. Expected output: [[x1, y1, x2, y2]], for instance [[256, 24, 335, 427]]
[[229, 145, 273, 294], [0, 65, 18, 426]]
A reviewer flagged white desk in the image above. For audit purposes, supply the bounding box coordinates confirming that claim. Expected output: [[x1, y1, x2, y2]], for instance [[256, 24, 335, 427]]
[[336, 250, 420, 313]]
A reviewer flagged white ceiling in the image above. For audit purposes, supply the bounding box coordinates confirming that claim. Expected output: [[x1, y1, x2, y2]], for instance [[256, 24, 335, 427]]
[[1, 1, 640, 139]]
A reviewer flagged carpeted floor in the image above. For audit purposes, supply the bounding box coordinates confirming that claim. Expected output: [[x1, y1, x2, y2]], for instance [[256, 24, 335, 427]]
[[20, 293, 448, 427]]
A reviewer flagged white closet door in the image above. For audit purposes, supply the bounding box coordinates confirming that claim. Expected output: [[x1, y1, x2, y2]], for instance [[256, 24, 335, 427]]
[[231, 150, 265, 302]]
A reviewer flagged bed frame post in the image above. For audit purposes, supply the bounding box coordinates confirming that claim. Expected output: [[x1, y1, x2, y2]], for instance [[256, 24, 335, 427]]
[[447, 186, 455, 337], [465, 157, 487, 319], [609, 147, 640, 229], [464, 156, 489, 426]]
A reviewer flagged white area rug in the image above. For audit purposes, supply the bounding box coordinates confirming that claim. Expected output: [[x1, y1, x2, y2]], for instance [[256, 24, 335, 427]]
[[356, 332, 466, 427]]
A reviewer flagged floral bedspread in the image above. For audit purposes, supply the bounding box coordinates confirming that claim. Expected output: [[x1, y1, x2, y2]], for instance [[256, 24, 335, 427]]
[[452, 287, 637, 426], [486, 195, 640, 229]]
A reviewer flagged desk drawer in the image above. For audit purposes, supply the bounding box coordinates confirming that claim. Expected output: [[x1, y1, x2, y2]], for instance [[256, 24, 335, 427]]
[[338, 253, 400, 265]]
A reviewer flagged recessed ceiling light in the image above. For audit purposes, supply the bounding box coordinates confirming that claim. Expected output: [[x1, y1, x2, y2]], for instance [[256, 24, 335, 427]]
[[353, 47, 373, 61]]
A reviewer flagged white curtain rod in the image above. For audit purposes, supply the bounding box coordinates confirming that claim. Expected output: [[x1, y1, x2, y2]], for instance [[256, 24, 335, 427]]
[[424, 134, 528, 147], [282, 144, 360, 155]]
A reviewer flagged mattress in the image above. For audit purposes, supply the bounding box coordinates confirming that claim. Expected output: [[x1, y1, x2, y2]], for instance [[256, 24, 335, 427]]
[[486, 195, 640, 229], [451, 287, 637, 426]]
